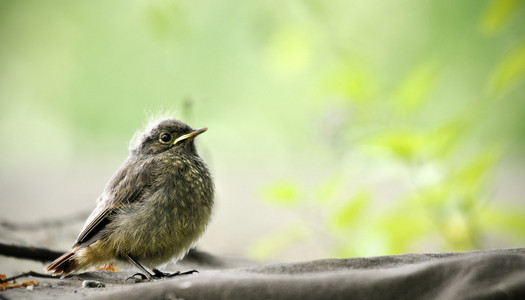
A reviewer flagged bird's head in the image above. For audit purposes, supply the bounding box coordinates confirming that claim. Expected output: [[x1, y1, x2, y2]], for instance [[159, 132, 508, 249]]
[[130, 119, 207, 156]]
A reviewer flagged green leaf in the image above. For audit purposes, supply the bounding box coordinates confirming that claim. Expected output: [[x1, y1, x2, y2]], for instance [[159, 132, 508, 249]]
[[368, 131, 424, 162], [425, 120, 467, 159], [490, 41, 525, 95], [323, 60, 378, 102], [376, 208, 432, 255], [394, 61, 440, 114], [332, 190, 371, 230], [480, 0, 523, 36], [263, 180, 301, 206]]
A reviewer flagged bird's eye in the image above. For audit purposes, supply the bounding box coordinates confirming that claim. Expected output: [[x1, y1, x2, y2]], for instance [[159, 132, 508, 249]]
[[159, 133, 172, 143]]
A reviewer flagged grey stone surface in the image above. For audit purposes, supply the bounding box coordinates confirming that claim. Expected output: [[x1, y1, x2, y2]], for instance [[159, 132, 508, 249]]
[[2, 248, 525, 299]]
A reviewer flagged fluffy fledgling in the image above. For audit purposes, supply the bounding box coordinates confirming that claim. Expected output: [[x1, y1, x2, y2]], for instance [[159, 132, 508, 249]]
[[46, 119, 214, 279]]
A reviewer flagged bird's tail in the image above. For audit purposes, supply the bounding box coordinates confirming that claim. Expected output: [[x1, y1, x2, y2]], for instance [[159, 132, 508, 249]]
[[46, 246, 79, 278]]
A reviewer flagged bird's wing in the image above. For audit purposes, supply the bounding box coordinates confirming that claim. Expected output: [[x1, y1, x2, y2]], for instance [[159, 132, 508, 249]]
[[73, 158, 150, 248], [73, 201, 115, 248]]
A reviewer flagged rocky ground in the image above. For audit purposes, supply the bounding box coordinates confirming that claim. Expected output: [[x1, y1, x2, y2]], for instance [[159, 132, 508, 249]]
[[1, 248, 524, 299]]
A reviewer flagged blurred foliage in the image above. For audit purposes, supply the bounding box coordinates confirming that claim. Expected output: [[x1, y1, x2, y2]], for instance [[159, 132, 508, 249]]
[[264, 181, 301, 207], [1, 0, 525, 259], [255, 0, 525, 258], [490, 41, 525, 94]]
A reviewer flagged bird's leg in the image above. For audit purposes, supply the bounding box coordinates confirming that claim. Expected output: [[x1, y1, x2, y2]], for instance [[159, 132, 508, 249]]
[[152, 268, 198, 278], [125, 254, 154, 281], [125, 254, 198, 281]]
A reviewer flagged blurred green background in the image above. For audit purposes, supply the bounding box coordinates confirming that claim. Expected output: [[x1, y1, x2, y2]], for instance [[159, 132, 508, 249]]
[[1, 0, 525, 263]]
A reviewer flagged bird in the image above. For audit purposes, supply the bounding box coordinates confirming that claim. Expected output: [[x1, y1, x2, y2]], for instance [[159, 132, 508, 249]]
[[46, 119, 214, 280]]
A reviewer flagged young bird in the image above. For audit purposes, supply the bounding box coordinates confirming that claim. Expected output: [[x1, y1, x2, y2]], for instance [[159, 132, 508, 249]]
[[46, 119, 214, 280]]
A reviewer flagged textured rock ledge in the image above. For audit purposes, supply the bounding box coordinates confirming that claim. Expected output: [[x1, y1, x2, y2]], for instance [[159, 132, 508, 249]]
[[2, 248, 525, 299]]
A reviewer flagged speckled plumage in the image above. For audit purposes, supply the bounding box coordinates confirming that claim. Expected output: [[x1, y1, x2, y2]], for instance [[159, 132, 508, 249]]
[[46, 119, 214, 278]]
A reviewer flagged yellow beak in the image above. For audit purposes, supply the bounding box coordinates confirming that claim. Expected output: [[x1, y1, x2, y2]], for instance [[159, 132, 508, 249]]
[[173, 127, 208, 145]]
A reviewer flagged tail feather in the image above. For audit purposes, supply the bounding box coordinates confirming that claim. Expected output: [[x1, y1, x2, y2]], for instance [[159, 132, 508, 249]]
[[46, 247, 79, 278]]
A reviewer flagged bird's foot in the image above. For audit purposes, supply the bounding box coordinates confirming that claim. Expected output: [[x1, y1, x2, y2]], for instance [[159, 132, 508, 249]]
[[125, 273, 149, 283], [125, 269, 198, 283], [152, 268, 199, 278]]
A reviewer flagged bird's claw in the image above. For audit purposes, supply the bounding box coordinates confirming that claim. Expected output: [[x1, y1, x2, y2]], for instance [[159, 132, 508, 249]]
[[125, 269, 198, 283], [125, 273, 149, 283], [152, 268, 199, 278]]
